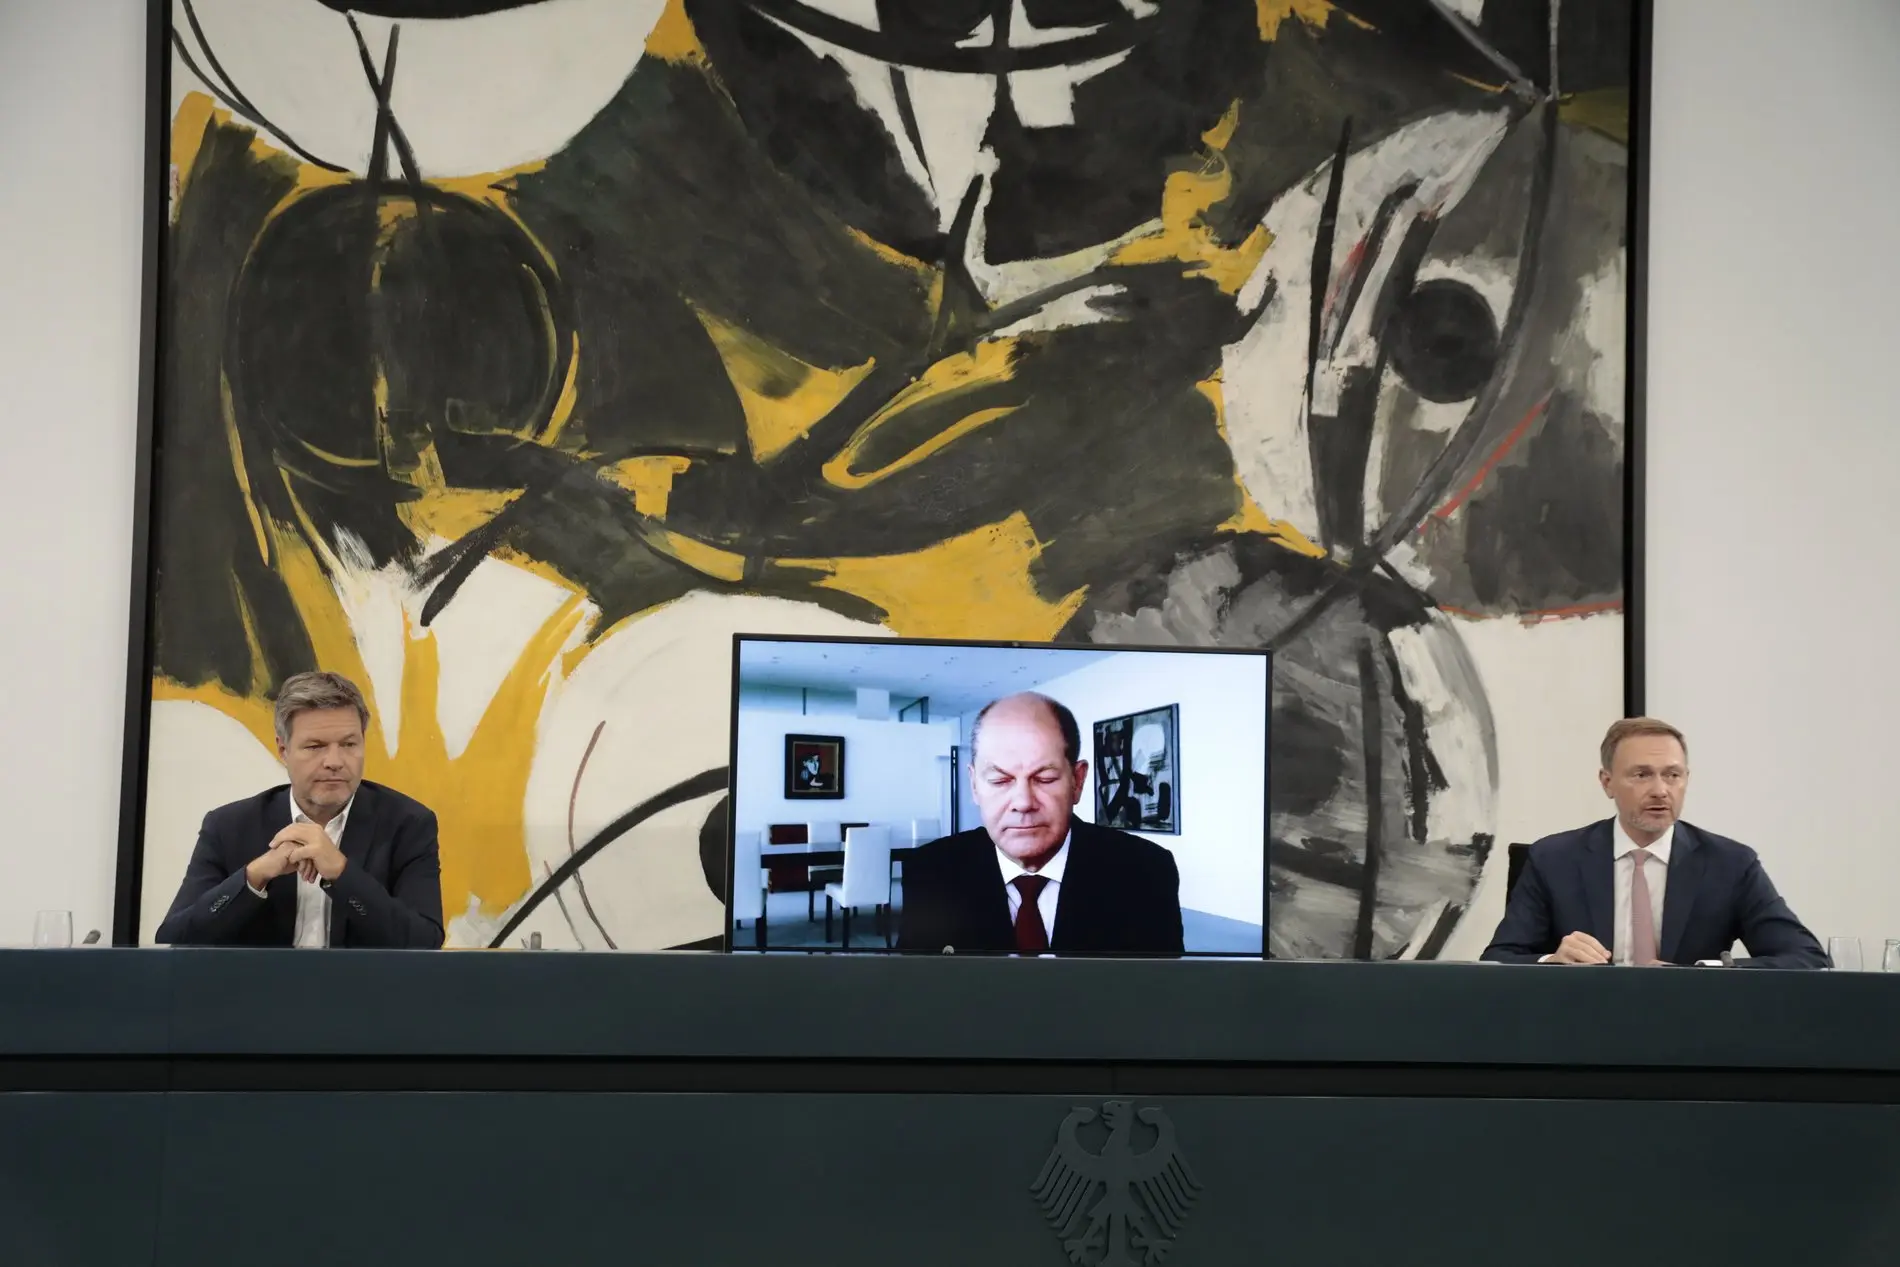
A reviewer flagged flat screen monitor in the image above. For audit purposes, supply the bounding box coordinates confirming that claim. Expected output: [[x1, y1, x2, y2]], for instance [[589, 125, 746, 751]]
[[725, 634, 1270, 957]]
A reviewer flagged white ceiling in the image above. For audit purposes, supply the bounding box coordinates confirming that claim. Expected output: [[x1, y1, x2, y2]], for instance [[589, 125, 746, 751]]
[[737, 639, 1118, 717]]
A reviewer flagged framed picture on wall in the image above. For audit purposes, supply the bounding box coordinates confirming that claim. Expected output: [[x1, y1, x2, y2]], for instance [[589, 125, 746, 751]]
[[1093, 706, 1180, 835], [784, 734, 846, 800]]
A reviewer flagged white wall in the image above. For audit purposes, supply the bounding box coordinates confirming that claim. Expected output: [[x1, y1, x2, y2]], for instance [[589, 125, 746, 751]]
[[732, 710, 956, 839], [6, 0, 1899, 954], [964, 651, 1270, 926], [1642, 0, 1900, 951], [0, 0, 146, 945]]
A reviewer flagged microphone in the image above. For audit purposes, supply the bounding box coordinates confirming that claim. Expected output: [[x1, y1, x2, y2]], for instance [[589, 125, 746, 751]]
[[941, 945, 955, 954], [81, 930, 101, 945]]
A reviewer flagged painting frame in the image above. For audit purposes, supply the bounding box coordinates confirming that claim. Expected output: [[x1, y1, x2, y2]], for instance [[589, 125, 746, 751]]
[[1092, 704, 1182, 836], [112, 0, 1654, 948], [783, 734, 846, 800]]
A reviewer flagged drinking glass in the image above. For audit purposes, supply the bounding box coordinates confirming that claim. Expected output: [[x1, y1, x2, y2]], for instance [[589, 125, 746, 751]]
[[32, 910, 73, 949], [1883, 940, 1900, 973], [1827, 936, 1863, 971]]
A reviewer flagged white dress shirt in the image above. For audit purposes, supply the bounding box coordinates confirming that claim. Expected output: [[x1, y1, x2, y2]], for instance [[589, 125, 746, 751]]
[[248, 796, 353, 949], [995, 831, 1070, 948], [1612, 820, 1672, 965]]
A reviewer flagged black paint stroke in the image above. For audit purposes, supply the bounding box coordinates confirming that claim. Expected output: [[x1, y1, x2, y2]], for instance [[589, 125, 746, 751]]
[[734, 0, 1148, 74], [1303, 117, 1353, 552], [542, 860, 586, 946], [885, 66, 930, 199], [1379, 636, 1446, 844], [1352, 643, 1384, 961], [315, 0, 553, 15], [1267, 99, 1558, 655], [344, 15, 427, 192], [1420, 0, 1539, 100], [567, 721, 618, 949], [486, 768, 730, 948]]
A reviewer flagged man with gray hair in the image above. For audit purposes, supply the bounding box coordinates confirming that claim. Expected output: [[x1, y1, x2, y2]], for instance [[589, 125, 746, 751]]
[[157, 671, 444, 948]]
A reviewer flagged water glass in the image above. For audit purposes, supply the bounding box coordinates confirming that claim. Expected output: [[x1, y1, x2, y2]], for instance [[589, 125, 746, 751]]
[[1883, 940, 1900, 973], [1827, 936, 1863, 971], [32, 910, 73, 949]]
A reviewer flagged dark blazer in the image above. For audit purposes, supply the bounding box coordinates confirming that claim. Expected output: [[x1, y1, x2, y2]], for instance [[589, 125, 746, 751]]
[[156, 781, 445, 948], [1481, 819, 1823, 969], [897, 817, 1184, 956]]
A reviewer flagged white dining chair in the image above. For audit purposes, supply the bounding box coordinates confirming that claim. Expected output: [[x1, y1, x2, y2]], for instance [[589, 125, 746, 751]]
[[823, 825, 893, 948], [730, 829, 767, 949], [803, 821, 844, 920]]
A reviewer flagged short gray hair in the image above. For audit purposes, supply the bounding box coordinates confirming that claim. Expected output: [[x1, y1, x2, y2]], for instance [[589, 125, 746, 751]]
[[274, 671, 370, 745]]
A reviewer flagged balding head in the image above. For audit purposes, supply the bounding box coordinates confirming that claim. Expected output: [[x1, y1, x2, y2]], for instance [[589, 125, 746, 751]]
[[969, 692, 1087, 870], [971, 692, 1081, 767]]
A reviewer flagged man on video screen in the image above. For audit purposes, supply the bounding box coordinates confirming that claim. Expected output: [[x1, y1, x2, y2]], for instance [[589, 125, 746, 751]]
[[898, 692, 1184, 956]]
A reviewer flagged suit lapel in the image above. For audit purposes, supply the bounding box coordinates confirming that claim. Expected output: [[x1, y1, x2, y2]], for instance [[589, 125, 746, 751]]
[[264, 788, 299, 939], [1048, 819, 1095, 953], [1659, 824, 1703, 964], [328, 783, 378, 946], [964, 834, 1015, 951], [1578, 821, 1614, 949]]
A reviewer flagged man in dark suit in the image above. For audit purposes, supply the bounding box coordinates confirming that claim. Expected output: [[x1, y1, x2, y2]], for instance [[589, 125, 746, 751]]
[[1482, 717, 1822, 968], [897, 692, 1183, 956], [157, 671, 445, 948]]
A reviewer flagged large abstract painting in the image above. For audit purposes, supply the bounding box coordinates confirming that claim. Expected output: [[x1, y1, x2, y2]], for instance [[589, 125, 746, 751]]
[[127, 0, 1643, 957]]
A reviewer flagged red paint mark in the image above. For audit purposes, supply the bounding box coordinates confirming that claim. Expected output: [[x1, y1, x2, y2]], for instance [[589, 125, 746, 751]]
[[1429, 392, 1552, 522], [1441, 600, 1624, 625]]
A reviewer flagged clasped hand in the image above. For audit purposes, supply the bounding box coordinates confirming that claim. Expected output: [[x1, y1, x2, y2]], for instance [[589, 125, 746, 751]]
[[244, 822, 347, 889]]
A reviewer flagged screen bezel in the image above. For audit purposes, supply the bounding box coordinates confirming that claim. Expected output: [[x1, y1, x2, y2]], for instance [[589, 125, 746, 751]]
[[723, 631, 1272, 959]]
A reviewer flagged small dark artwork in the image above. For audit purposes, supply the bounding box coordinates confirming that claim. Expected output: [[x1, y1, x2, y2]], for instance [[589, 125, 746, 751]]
[[1092, 707, 1179, 835], [784, 734, 845, 800]]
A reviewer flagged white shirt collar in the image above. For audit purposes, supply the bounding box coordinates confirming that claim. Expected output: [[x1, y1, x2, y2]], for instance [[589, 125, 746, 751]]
[[292, 792, 356, 843], [994, 828, 1072, 887], [1613, 818, 1673, 864]]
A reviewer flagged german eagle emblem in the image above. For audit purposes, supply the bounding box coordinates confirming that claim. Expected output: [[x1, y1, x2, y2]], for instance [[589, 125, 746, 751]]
[[1031, 1100, 1202, 1266]]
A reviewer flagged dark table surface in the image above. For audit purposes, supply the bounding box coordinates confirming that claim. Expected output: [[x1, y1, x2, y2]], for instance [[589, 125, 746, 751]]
[[3, 948, 1895, 1072]]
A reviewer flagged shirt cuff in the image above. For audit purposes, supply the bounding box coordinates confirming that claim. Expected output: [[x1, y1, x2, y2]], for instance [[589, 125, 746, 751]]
[[1537, 954, 1554, 963], [246, 879, 267, 899]]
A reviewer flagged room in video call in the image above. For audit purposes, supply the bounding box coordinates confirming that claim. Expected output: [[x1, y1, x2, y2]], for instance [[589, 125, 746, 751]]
[[725, 634, 1271, 957]]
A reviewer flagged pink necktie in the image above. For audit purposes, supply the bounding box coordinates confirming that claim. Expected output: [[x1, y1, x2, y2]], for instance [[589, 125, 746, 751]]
[[1630, 848, 1658, 966]]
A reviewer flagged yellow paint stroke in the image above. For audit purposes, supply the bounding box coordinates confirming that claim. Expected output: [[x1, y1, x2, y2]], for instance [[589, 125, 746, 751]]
[[1255, 0, 1372, 40], [540, 331, 584, 448], [163, 510, 591, 921], [1201, 376, 1328, 558], [844, 226, 936, 278], [692, 309, 878, 462], [397, 488, 524, 545], [796, 512, 1087, 641], [1256, 0, 1333, 39], [218, 372, 271, 567], [821, 340, 1019, 490], [654, 529, 750, 584], [602, 455, 692, 517], [1560, 88, 1631, 146], [386, 596, 588, 919], [829, 404, 1018, 491], [1110, 103, 1274, 296], [645, 0, 709, 66], [1450, 72, 1510, 95]]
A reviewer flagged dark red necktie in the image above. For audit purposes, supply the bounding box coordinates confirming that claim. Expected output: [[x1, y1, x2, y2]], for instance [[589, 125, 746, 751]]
[[1012, 875, 1049, 954]]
